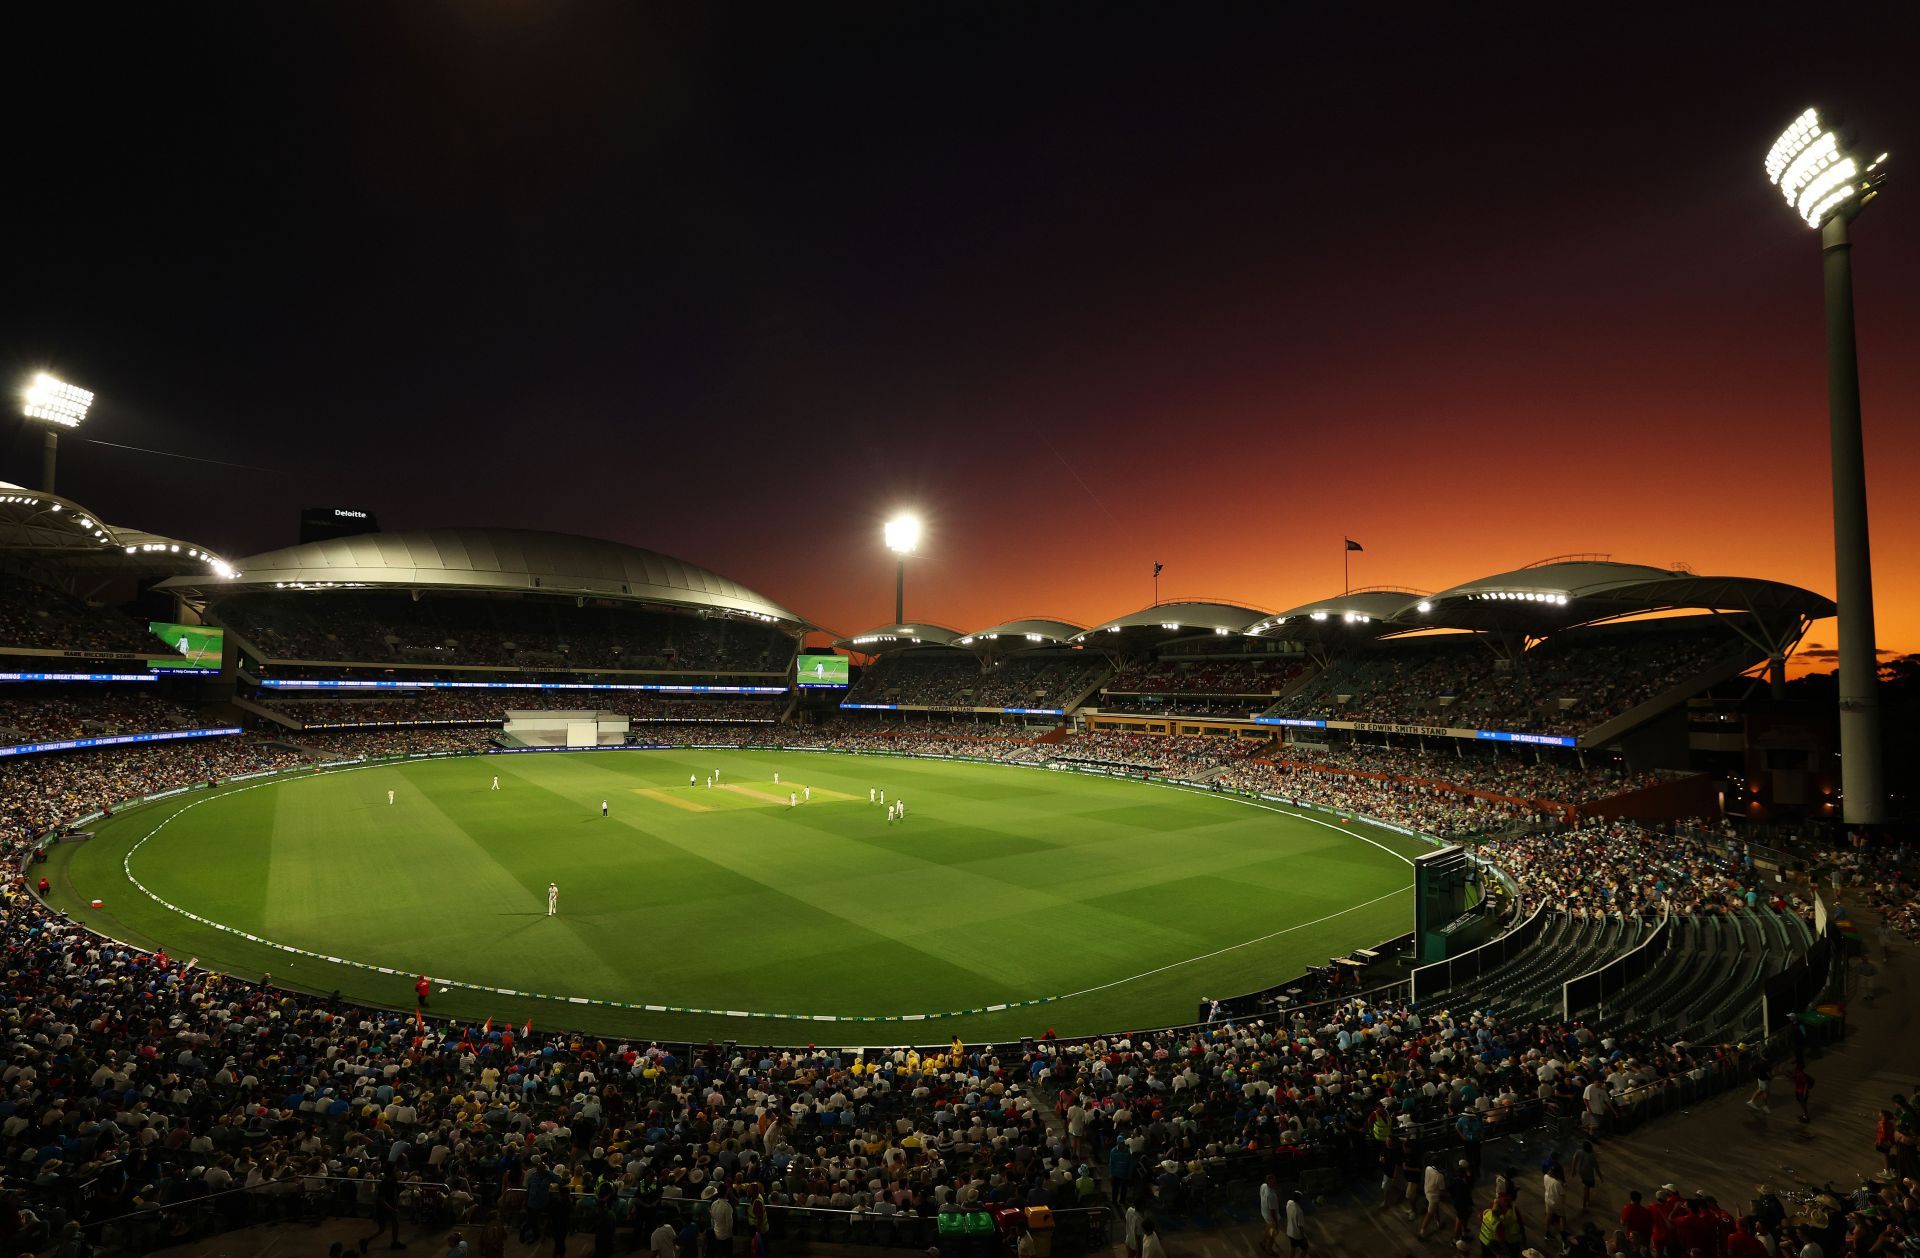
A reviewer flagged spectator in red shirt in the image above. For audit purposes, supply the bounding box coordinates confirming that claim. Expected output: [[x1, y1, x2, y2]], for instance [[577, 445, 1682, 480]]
[[1619, 1190, 1655, 1248], [1726, 1215, 1771, 1257]]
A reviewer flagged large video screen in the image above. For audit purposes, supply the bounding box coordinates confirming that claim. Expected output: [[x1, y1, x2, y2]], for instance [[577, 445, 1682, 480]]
[[796, 653, 849, 688], [148, 621, 225, 671]]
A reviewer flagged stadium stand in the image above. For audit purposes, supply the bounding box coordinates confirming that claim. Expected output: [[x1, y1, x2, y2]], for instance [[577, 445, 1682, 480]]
[[1263, 741, 1672, 806], [215, 591, 794, 673], [0, 573, 156, 656], [250, 692, 785, 728], [0, 721, 1846, 1254], [1265, 621, 1750, 734], [841, 652, 982, 707], [0, 690, 202, 746]]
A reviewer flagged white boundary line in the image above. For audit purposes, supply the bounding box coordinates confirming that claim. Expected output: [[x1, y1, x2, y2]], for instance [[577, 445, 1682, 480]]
[[108, 750, 1420, 1024]]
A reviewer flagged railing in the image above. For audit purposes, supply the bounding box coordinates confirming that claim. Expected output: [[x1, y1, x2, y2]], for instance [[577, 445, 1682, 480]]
[[67, 1174, 1112, 1256], [1561, 906, 1670, 1018], [1409, 899, 1547, 1002]]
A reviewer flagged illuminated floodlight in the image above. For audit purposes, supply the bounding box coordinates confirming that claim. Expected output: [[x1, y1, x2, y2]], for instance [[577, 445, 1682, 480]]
[[883, 514, 921, 555], [1416, 601, 1432, 613], [22, 373, 93, 428], [1765, 107, 1889, 227], [1309, 611, 1328, 621]]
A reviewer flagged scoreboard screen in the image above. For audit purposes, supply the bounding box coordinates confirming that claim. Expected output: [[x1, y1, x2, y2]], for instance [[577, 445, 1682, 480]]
[[796, 654, 849, 688], [148, 622, 224, 671]]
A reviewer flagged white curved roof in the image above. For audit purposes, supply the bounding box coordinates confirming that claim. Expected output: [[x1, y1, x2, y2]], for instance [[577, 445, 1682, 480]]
[[0, 481, 235, 576], [155, 527, 804, 626], [1075, 601, 1266, 640], [833, 622, 966, 652], [956, 618, 1085, 649]]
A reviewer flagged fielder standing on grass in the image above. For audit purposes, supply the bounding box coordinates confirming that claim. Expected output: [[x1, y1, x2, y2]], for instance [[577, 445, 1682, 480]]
[[388, 788, 395, 806], [491, 774, 500, 791], [547, 882, 559, 916], [601, 799, 609, 817]]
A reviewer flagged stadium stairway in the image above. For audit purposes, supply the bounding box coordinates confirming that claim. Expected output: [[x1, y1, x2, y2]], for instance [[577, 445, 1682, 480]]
[[1055, 664, 1116, 716]]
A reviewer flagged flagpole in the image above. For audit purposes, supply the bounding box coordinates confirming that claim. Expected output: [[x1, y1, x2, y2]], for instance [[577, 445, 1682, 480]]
[[1343, 539, 1349, 595]]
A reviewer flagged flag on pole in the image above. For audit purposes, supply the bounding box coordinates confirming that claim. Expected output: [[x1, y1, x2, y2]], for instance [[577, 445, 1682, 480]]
[[414, 1007, 425, 1031], [523, 1018, 532, 1038], [1345, 538, 1364, 552], [1153, 562, 1163, 576], [482, 1017, 492, 1036]]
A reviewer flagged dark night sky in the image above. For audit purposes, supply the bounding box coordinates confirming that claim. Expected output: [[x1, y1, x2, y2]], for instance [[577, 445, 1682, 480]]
[[4, 4, 1917, 652]]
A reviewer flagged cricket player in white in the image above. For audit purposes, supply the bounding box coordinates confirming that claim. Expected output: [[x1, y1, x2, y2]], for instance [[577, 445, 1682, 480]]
[[387, 789, 395, 806], [773, 771, 779, 785], [491, 775, 500, 791], [600, 799, 609, 817], [879, 789, 886, 805], [869, 787, 875, 803], [789, 792, 797, 807], [547, 882, 559, 916], [803, 786, 811, 802], [814, 660, 826, 682], [897, 799, 906, 818], [690, 773, 696, 787]]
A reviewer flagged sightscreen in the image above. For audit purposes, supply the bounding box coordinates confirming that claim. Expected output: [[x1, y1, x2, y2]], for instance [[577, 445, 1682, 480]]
[[796, 653, 849, 688], [148, 621, 225, 671]]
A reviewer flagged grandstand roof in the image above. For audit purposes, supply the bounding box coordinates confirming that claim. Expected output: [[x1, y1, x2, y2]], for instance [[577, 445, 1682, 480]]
[[955, 618, 1085, 651], [1073, 600, 1266, 642], [0, 481, 237, 577], [154, 527, 807, 627], [1407, 556, 1833, 631], [1247, 588, 1422, 642], [832, 622, 965, 653]]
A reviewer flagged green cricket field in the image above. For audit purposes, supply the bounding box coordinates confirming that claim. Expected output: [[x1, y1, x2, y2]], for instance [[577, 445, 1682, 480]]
[[48, 750, 1423, 1043]]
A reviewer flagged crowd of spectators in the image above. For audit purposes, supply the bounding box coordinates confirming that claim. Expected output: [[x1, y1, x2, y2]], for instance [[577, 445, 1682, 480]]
[[1022, 729, 1256, 776], [296, 728, 501, 759], [1, 738, 307, 847], [0, 690, 203, 746], [1823, 831, 1920, 943], [842, 654, 983, 708], [1474, 820, 1785, 918], [1268, 624, 1741, 734], [1269, 740, 1666, 806], [256, 693, 784, 728], [1213, 760, 1541, 839], [969, 656, 1110, 710], [1104, 656, 1305, 696], [0, 574, 158, 656], [0, 711, 1876, 1253], [216, 592, 793, 673]]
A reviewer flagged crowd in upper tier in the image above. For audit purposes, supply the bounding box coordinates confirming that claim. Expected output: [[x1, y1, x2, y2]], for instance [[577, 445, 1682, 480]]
[[1103, 657, 1305, 695], [1267, 623, 1743, 733], [254, 693, 784, 728], [1825, 832, 1920, 943], [215, 592, 793, 673], [0, 575, 159, 656], [0, 690, 204, 746], [842, 654, 1109, 711]]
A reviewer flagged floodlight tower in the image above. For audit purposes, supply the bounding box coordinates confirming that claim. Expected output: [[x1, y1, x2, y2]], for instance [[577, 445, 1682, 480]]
[[20, 373, 94, 494], [884, 514, 921, 624], [1764, 108, 1891, 825]]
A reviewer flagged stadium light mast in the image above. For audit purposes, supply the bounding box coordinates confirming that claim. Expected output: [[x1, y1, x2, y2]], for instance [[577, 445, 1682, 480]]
[[884, 514, 921, 624], [20, 372, 94, 494], [1764, 107, 1890, 826]]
